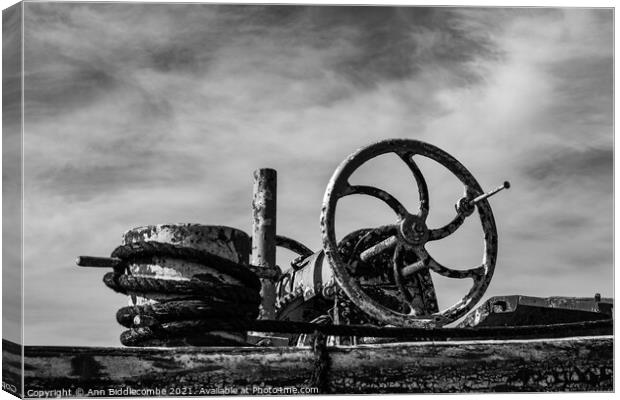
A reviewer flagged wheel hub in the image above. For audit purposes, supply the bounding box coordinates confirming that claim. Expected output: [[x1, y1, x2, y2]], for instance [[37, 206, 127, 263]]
[[399, 214, 429, 245]]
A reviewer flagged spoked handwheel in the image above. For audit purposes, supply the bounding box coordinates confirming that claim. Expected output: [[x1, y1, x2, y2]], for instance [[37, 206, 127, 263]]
[[320, 139, 508, 328]]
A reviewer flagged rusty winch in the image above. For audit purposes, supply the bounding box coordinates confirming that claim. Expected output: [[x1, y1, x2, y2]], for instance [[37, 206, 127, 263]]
[[77, 138, 513, 347]]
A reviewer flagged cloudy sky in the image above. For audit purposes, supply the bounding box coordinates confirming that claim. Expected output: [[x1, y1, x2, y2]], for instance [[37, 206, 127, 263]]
[[15, 4, 612, 346]]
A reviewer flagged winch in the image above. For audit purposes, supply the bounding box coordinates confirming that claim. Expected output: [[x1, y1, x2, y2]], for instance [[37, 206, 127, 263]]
[[76, 138, 608, 348]]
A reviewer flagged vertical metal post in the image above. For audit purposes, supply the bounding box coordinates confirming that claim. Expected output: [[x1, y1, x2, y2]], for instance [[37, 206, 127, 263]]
[[251, 168, 277, 320]]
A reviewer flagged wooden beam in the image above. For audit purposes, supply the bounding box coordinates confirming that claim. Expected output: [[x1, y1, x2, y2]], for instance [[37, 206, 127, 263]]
[[5, 336, 612, 394]]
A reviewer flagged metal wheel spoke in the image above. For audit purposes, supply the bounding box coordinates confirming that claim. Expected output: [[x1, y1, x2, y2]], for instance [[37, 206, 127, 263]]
[[397, 151, 429, 218], [342, 185, 409, 218], [428, 213, 466, 241], [427, 258, 485, 279]]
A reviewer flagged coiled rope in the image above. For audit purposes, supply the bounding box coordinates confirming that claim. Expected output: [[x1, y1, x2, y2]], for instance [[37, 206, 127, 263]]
[[103, 241, 262, 347]]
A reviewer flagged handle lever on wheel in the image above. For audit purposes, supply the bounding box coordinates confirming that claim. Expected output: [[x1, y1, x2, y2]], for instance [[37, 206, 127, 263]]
[[470, 181, 510, 206]]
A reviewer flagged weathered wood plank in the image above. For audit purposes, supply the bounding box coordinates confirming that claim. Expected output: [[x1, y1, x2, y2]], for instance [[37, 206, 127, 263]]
[[329, 336, 613, 392], [7, 336, 613, 394]]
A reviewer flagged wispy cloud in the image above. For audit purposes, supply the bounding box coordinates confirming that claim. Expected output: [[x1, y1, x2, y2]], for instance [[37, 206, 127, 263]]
[[21, 4, 612, 345]]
